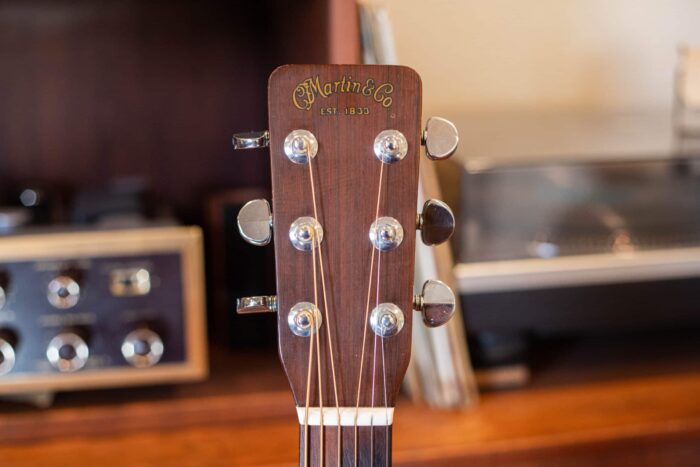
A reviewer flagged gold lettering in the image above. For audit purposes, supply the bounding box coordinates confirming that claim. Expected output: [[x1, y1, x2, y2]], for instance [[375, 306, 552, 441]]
[[292, 82, 312, 110], [362, 79, 374, 96], [291, 75, 393, 110], [374, 83, 394, 107]]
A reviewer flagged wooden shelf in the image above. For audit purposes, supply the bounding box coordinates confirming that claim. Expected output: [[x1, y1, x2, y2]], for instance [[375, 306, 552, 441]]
[[1, 333, 700, 465]]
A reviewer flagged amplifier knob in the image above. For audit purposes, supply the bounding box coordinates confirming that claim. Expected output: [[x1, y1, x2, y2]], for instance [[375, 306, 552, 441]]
[[46, 332, 89, 372], [0, 333, 16, 376], [47, 275, 81, 309], [121, 328, 164, 368]]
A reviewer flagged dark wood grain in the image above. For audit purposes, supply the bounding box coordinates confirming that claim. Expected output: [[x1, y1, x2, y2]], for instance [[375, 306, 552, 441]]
[[301, 426, 392, 466], [0, 0, 343, 222], [267, 65, 422, 464]]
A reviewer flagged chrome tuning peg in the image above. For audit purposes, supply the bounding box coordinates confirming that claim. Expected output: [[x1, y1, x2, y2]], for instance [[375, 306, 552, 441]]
[[421, 117, 459, 160], [413, 279, 456, 327], [237, 199, 272, 246], [237, 296, 277, 314], [417, 199, 455, 246], [232, 131, 270, 150]]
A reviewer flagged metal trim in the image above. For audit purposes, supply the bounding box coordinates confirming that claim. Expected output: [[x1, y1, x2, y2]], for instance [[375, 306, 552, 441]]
[[455, 247, 700, 294]]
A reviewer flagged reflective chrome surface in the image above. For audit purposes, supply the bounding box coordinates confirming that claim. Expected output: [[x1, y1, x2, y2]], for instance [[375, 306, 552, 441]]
[[47, 276, 80, 309], [414, 279, 455, 327], [374, 130, 408, 164], [422, 117, 459, 160], [121, 328, 164, 368], [0, 337, 15, 376], [369, 216, 404, 251], [289, 216, 323, 251], [237, 199, 273, 246], [417, 199, 455, 246], [0, 286, 5, 310], [370, 303, 405, 337], [232, 130, 270, 150], [455, 157, 700, 263], [284, 129, 318, 164], [46, 332, 89, 372], [237, 295, 278, 314], [287, 302, 322, 337]]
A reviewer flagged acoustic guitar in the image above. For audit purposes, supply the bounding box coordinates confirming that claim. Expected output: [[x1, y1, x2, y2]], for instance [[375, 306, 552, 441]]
[[233, 64, 458, 466]]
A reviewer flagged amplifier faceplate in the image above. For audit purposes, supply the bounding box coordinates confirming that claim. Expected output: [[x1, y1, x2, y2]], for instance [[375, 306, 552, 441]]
[[0, 226, 207, 395]]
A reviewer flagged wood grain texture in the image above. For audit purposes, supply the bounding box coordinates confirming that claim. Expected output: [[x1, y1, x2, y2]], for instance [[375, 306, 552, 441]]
[[267, 65, 422, 410], [301, 426, 392, 466], [267, 64, 421, 464], [0, 0, 335, 222], [2, 368, 700, 465]]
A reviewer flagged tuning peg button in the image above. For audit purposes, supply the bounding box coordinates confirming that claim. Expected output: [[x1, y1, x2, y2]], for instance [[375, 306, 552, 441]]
[[421, 117, 459, 160], [237, 296, 278, 314], [237, 199, 272, 246], [413, 279, 456, 327], [417, 199, 455, 246], [232, 131, 270, 150]]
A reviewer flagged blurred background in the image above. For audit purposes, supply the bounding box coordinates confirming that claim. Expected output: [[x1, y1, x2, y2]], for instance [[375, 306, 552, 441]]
[[0, 0, 699, 465]]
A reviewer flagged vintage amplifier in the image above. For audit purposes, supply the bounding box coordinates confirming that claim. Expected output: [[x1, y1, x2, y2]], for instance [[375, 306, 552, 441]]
[[0, 225, 207, 397]]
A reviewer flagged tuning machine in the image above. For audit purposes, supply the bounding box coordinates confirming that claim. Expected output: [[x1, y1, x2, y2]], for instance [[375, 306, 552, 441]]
[[413, 279, 456, 327], [417, 199, 454, 246], [232, 131, 270, 150], [421, 117, 459, 160], [237, 199, 273, 246], [237, 295, 278, 314]]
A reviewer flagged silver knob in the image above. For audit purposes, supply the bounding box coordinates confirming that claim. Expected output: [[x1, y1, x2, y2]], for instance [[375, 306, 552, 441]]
[[0, 334, 16, 376], [422, 117, 459, 160], [413, 279, 456, 327], [232, 131, 269, 150], [122, 328, 164, 368], [46, 332, 89, 372], [284, 129, 318, 164], [289, 216, 323, 251], [47, 275, 80, 309], [417, 199, 455, 246], [237, 295, 278, 314], [237, 199, 273, 246], [370, 303, 405, 337], [374, 129, 408, 164], [287, 302, 322, 337], [369, 217, 404, 251]]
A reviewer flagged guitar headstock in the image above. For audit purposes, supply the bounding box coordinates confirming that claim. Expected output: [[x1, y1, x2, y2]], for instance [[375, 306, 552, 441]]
[[234, 64, 457, 422]]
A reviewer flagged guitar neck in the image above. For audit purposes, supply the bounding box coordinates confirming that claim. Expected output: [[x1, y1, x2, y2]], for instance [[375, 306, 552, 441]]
[[300, 425, 392, 466]]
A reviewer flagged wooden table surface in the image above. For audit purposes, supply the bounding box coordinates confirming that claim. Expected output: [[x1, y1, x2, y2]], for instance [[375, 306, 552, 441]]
[[1, 336, 699, 466]]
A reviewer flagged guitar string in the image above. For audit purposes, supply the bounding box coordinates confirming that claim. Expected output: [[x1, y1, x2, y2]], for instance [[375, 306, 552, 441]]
[[370, 333, 378, 467], [369, 247, 382, 467], [372, 208, 388, 466], [376, 247, 387, 467], [353, 160, 386, 466], [312, 230, 324, 464], [316, 242, 342, 466], [380, 328, 389, 464], [308, 150, 342, 465], [302, 295, 315, 467], [302, 151, 323, 466]]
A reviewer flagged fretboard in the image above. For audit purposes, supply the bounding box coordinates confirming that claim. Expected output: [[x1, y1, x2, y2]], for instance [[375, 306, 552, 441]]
[[299, 425, 392, 466]]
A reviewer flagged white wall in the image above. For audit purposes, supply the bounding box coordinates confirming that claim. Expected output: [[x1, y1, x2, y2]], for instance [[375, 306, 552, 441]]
[[368, 0, 700, 115]]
